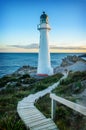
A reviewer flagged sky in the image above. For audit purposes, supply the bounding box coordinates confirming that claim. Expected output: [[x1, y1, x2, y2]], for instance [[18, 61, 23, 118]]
[[0, 0, 86, 53]]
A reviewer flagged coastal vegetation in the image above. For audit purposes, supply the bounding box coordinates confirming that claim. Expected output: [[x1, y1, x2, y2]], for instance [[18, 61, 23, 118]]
[[36, 71, 86, 130], [0, 72, 62, 130]]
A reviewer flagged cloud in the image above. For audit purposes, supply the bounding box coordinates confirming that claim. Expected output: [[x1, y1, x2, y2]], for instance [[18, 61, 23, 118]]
[[50, 46, 86, 50], [10, 43, 39, 49], [9, 43, 86, 51], [0, 48, 6, 51]]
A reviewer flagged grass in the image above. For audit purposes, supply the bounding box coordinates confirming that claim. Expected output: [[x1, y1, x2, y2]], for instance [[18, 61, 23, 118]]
[[35, 94, 51, 118], [0, 112, 26, 130], [0, 73, 62, 130], [0, 90, 30, 130]]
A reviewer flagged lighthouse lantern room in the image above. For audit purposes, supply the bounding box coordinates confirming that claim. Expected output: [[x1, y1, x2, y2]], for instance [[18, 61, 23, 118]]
[[37, 12, 53, 76]]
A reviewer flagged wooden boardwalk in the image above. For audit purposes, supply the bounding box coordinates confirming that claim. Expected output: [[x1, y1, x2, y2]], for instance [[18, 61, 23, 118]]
[[18, 102, 57, 130], [17, 73, 67, 130]]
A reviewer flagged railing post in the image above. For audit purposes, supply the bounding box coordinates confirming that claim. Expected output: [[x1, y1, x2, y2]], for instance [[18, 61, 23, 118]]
[[51, 98, 56, 120]]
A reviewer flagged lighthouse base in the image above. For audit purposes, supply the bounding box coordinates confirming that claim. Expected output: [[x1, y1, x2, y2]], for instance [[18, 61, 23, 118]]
[[37, 67, 53, 76], [37, 74, 48, 76]]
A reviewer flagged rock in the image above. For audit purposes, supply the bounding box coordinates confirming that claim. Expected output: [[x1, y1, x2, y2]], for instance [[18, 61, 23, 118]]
[[13, 65, 37, 76], [79, 53, 86, 58], [66, 61, 86, 72], [61, 55, 85, 67], [55, 55, 86, 74]]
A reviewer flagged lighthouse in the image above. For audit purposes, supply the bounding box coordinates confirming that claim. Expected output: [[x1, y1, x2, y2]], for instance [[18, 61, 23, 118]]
[[37, 12, 53, 76]]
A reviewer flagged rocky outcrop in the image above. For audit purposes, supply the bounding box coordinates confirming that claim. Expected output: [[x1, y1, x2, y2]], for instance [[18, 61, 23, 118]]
[[14, 65, 37, 76], [61, 55, 85, 67], [55, 55, 86, 74], [79, 53, 86, 58]]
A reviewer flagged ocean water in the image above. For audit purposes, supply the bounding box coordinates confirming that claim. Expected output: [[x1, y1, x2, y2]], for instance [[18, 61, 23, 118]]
[[0, 53, 82, 77]]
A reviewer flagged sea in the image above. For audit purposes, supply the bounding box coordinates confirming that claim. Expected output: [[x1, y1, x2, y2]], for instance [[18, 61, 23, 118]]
[[0, 53, 85, 78]]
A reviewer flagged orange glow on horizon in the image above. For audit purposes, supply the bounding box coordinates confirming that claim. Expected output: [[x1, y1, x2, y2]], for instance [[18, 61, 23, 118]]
[[0, 47, 86, 53]]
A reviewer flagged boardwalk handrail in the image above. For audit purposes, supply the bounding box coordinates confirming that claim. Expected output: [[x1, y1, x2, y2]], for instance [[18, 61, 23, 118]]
[[50, 93, 86, 119]]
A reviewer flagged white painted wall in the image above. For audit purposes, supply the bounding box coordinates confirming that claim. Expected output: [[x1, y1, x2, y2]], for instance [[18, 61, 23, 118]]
[[37, 23, 53, 75]]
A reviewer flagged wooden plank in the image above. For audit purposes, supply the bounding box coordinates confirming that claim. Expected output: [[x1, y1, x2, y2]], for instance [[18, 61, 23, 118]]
[[19, 113, 42, 119], [18, 103, 34, 107], [29, 119, 51, 127], [31, 121, 57, 130], [30, 123, 56, 129], [19, 108, 39, 112], [25, 117, 46, 124], [18, 107, 36, 110], [19, 110, 43, 116], [23, 113, 45, 120]]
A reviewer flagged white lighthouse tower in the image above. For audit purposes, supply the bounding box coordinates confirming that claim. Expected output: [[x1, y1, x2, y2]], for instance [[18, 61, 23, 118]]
[[37, 12, 53, 76]]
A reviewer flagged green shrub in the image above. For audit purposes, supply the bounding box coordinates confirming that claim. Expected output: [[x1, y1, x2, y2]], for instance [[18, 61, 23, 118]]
[[19, 74, 30, 79], [74, 81, 82, 93], [22, 78, 36, 84], [69, 71, 86, 81], [16, 81, 22, 87], [60, 71, 86, 86]]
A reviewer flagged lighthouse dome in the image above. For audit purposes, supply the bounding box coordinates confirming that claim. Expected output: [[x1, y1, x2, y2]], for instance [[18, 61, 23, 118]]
[[40, 12, 48, 24]]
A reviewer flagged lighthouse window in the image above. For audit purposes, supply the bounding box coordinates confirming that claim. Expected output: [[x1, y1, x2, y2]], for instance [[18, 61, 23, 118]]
[[42, 20, 44, 23], [42, 19, 46, 23]]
